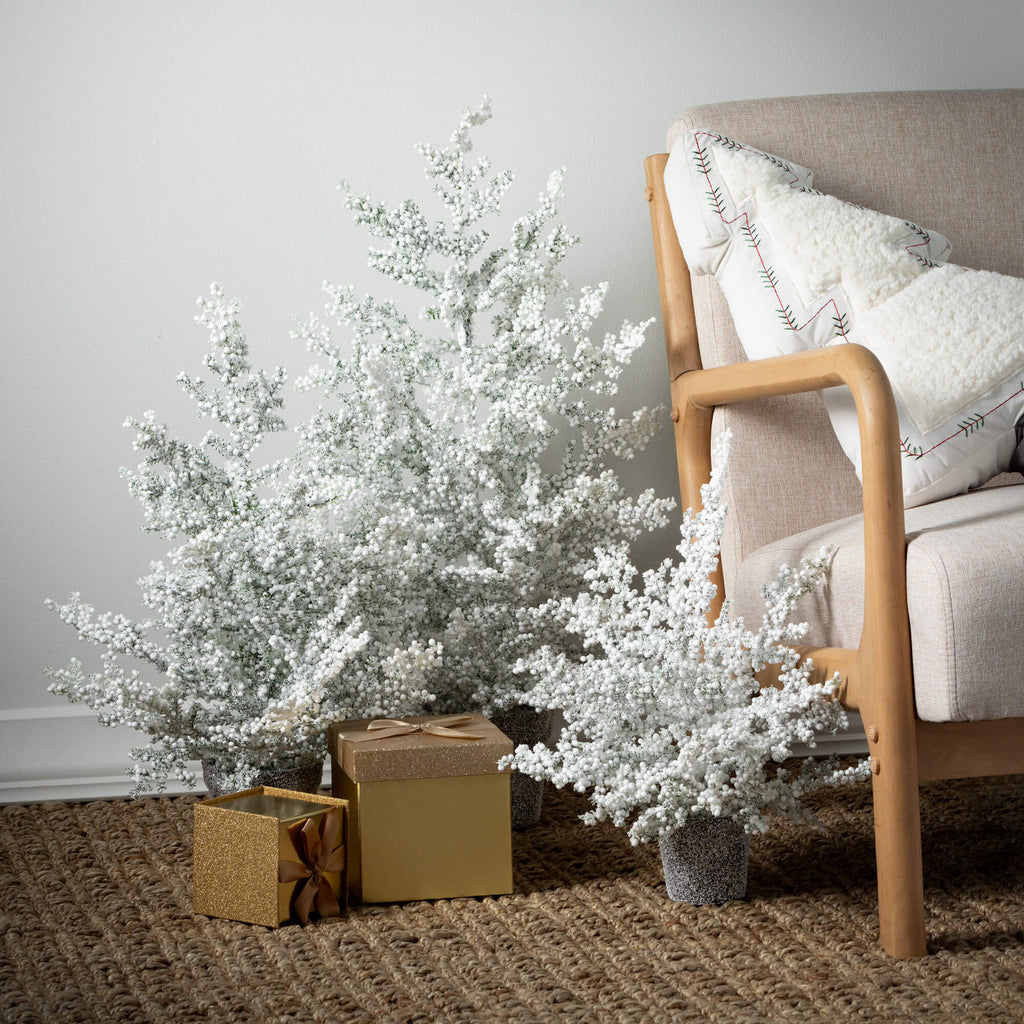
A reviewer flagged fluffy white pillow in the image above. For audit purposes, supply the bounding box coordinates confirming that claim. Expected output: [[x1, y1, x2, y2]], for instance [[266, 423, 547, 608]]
[[664, 129, 1024, 507]]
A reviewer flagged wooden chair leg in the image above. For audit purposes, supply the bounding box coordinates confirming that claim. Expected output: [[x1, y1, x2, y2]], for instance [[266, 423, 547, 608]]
[[870, 738, 927, 957]]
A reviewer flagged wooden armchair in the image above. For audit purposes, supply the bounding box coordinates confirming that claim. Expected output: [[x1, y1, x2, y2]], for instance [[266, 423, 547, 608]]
[[643, 90, 1024, 958]]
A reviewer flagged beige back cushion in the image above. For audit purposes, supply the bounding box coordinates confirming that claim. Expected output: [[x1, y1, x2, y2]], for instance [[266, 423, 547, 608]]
[[666, 90, 1024, 592]]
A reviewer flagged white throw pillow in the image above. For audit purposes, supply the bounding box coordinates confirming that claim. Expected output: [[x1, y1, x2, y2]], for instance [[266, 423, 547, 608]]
[[664, 129, 1024, 507]]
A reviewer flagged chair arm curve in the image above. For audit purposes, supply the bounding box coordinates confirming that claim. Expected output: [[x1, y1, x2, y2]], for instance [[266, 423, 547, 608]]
[[671, 344, 905, 551], [675, 342, 892, 417]]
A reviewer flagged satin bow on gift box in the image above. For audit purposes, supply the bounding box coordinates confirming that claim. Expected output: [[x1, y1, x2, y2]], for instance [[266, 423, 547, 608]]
[[278, 809, 344, 924], [350, 714, 485, 742]]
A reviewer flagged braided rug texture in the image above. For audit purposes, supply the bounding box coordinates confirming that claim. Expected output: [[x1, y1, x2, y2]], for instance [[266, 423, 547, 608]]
[[1, 775, 1023, 1024]]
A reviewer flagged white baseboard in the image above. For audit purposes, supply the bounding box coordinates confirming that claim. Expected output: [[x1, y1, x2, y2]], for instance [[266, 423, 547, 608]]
[[0, 705, 330, 804], [0, 704, 869, 805]]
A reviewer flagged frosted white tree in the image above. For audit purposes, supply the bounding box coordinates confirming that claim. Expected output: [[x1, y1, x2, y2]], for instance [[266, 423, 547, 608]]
[[292, 98, 673, 714], [47, 99, 672, 792], [47, 286, 438, 795]]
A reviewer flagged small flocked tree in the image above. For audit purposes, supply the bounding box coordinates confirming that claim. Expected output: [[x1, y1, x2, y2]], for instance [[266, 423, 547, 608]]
[[47, 287, 438, 795], [507, 435, 868, 843], [293, 98, 673, 715]]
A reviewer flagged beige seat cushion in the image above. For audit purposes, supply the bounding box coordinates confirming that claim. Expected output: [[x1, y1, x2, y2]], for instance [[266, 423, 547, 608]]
[[730, 483, 1024, 723]]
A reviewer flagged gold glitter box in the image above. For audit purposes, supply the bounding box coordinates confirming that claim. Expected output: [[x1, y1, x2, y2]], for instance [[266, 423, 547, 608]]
[[329, 713, 513, 903], [193, 785, 348, 927]]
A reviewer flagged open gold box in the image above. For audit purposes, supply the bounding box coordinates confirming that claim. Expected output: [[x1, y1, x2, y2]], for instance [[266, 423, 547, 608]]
[[193, 785, 347, 927]]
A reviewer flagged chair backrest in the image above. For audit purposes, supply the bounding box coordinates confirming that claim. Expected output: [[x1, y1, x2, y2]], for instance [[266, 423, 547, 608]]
[[665, 89, 1024, 591]]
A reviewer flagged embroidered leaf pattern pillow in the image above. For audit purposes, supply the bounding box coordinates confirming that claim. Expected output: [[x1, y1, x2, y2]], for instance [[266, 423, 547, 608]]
[[664, 129, 1024, 507]]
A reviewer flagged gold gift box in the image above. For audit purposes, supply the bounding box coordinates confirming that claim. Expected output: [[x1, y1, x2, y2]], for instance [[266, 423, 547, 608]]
[[193, 785, 348, 927], [329, 713, 513, 903]]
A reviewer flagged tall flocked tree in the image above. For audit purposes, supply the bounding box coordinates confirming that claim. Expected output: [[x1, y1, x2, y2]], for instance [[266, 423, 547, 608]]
[[293, 98, 673, 714]]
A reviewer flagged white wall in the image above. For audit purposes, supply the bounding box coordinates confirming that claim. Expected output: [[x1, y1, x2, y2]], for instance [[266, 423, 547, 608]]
[[3, 0, 1022, 802]]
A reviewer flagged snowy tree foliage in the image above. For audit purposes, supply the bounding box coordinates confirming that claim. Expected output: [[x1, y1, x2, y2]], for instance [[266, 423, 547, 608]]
[[507, 434, 868, 842]]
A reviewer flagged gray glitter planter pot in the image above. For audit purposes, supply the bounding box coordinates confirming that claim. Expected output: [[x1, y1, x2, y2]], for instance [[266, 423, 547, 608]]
[[490, 707, 558, 830], [659, 817, 750, 905], [201, 759, 324, 799]]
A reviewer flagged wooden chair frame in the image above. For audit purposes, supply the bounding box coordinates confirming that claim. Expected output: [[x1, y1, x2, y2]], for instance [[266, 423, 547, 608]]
[[644, 152, 1024, 958]]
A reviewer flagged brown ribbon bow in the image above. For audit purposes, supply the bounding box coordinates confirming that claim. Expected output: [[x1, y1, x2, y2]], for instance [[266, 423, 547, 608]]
[[351, 714, 485, 742], [278, 808, 344, 925]]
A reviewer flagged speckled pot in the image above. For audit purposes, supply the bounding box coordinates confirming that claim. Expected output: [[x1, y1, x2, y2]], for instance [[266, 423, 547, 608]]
[[659, 818, 750, 905], [490, 707, 558, 831], [201, 759, 324, 799]]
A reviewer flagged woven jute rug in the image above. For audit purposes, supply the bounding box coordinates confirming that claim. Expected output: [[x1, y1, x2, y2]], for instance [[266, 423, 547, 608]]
[[1, 774, 1022, 1024]]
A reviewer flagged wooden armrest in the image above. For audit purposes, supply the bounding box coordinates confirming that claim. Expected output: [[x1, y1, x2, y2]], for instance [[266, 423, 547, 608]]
[[676, 343, 890, 406], [671, 344, 910, 716]]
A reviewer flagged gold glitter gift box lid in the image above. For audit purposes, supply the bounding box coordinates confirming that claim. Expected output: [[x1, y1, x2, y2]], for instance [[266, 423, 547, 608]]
[[193, 785, 348, 927], [329, 712, 514, 781], [329, 713, 514, 903]]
